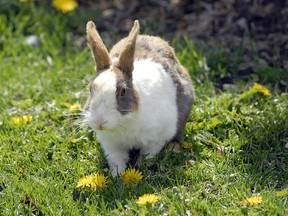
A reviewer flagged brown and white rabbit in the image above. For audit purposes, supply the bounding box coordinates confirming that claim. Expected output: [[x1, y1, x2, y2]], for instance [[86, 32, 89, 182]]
[[84, 20, 194, 176]]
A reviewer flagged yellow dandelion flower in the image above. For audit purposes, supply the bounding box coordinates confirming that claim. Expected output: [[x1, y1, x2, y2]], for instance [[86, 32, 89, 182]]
[[136, 194, 160, 205], [275, 189, 288, 198], [77, 175, 94, 188], [252, 83, 271, 96], [52, 0, 78, 13], [240, 195, 263, 206], [68, 103, 81, 111], [10, 114, 33, 125], [92, 173, 107, 189], [76, 173, 107, 190], [122, 168, 143, 185]]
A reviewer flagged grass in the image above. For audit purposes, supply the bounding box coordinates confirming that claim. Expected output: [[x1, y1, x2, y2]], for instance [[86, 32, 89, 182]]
[[1, 2, 288, 215]]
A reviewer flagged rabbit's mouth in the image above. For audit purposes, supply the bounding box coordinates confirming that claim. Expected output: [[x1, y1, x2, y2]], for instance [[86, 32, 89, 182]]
[[94, 121, 108, 130]]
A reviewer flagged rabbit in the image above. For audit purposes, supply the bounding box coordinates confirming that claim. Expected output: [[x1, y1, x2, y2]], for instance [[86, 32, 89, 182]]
[[84, 20, 194, 176]]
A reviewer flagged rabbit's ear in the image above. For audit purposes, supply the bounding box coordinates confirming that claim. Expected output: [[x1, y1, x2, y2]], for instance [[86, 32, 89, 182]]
[[86, 21, 111, 72], [118, 20, 140, 79]]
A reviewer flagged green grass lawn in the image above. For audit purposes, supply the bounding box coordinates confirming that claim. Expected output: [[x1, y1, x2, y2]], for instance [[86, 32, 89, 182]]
[[0, 2, 287, 215]]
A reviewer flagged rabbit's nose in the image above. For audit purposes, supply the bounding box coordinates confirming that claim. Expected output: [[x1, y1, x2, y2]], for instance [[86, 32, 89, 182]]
[[94, 119, 108, 130]]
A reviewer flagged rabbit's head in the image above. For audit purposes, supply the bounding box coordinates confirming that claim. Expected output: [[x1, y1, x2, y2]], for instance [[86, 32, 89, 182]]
[[84, 21, 140, 131]]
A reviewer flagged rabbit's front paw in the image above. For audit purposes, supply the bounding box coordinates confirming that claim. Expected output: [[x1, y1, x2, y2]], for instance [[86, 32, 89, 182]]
[[110, 163, 127, 177]]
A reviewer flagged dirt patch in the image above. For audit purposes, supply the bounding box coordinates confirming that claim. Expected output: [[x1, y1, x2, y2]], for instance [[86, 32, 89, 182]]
[[81, 0, 288, 70]]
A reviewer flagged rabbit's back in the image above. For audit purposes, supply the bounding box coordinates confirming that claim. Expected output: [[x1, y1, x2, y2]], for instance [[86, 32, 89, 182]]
[[111, 35, 193, 99]]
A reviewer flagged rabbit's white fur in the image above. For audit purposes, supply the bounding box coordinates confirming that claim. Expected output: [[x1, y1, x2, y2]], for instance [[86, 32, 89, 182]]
[[86, 59, 177, 175]]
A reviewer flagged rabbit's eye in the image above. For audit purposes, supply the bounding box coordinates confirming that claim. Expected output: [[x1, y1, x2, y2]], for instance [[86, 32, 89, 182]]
[[120, 88, 127, 97]]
